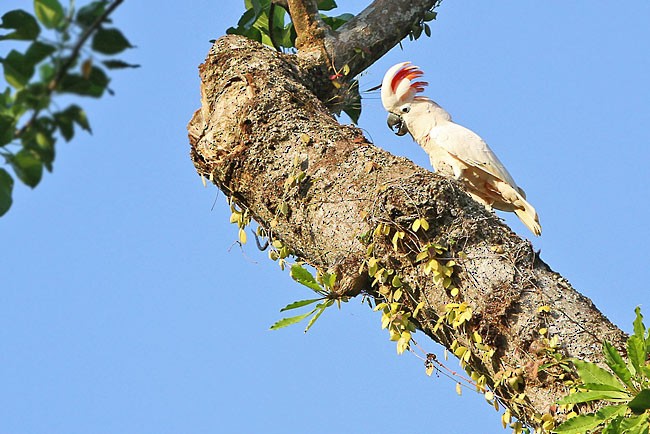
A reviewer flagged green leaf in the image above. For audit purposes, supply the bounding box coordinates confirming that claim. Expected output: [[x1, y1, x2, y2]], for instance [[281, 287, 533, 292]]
[[24, 41, 56, 64], [620, 413, 649, 432], [34, 0, 64, 29], [0, 167, 14, 216], [13, 82, 49, 112], [38, 62, 55, 81], [424, 11, 437, 21], [53, 111, 73, 141], [21, 117, 56, 170], [32, 128, 55, 169], [9, 148, 42, 187], [411, 24, 423, 40], [58, 66, 109, 97], [304, 301, 332, 333], [557, 390, 631, 405], [75, 1, 107, 27], [2, 50, 35, 88], [594, 404, 628, 421], [603, 341, 635, 389], [343, 104, 361, 124], [226, 23, 263, 43], [0, 9, 40, 40], [317, 0, 337, 11], [323, 272, 336, 289], [91, 28, 133, 55], [51, 105, 91, 143], [101, 59, 140, 69], [269, 310, 314, 330], [573, 359, 626, 391], [236, 7, 259, 28], [277, 23, 296, 48], [65, 104, 91, 132], [602, 416, 623, 434], [553, 414, 605, 434], [289, 264, 322, 292], [633, 306, 646, 340], [628, 335, 646, 377], [321, 13, 353, 31], [629, 390, 650, 415], [581, 383, 628, 392], [247, 0, 264, 16], [279, 298, 322, 312], [0, 114, 15, 145]]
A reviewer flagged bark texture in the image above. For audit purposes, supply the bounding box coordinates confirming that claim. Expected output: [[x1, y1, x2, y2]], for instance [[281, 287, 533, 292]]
[[287, 0, 439, 76], [188, 35, 626, 430]]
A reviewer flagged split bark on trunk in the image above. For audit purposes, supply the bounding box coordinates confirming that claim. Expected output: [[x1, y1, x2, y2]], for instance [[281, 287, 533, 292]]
[[187, 34, 626, 430]]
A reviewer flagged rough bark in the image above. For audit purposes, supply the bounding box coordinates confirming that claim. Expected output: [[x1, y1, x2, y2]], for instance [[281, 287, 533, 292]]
[[287, 0, 440, 77], [285, 0, 439, 115], [187, 35, 626, 431], [326, 0, 440, 77], [289, 0, 439, 77]]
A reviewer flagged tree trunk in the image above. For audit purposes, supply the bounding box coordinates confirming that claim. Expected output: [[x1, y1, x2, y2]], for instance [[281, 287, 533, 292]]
[[187, 35, 626, 431]]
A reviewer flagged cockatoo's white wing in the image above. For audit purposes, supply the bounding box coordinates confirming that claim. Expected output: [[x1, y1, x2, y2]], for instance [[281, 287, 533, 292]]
[[428, 121, 519, 189]]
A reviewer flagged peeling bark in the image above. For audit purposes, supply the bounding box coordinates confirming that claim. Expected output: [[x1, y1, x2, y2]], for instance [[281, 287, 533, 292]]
[[188, 35, 626, 430]]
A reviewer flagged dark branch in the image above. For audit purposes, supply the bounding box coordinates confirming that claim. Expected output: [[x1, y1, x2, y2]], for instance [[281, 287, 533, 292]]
[[272, 0, 289, 10]]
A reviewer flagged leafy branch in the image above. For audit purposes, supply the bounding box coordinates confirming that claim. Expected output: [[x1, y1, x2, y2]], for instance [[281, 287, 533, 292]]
[[0, 0, 135, 216], [16, 0, 125, 138]]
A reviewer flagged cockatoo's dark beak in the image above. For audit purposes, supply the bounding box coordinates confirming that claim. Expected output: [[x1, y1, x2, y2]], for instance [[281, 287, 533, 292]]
[[387, 113, 408, 136]]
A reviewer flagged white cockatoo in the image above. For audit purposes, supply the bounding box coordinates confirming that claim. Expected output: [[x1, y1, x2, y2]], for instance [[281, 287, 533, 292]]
[[380, 62, 541, 236]]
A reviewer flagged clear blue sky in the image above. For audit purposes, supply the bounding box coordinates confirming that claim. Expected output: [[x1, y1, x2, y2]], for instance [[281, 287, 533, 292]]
[[2, 1, 650, 433]]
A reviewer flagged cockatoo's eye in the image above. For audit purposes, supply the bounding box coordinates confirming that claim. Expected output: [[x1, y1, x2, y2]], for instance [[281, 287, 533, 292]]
[[401, 106, 411, 113]]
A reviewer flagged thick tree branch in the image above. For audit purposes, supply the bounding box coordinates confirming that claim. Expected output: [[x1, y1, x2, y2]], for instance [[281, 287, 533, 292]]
[[188, 36, 626, 431], [330, 0, 440, 77]]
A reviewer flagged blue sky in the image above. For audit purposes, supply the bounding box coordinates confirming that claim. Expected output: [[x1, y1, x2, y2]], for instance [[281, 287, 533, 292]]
[[2, 1, 650, 433]]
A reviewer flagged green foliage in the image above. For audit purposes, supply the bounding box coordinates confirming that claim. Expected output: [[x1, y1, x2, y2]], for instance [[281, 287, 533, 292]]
[[0, 10, 40, 40], [226, 0, 294, 50], [554, 307, 650, 434], [34, 0, 65, 29], [269, 264, 340, 333], [226, 0, 352, 51], [407, 3, 441, 41], [0, 0, 135, 216], [91, 27, 133, 54], [0, 167, 14, 214]]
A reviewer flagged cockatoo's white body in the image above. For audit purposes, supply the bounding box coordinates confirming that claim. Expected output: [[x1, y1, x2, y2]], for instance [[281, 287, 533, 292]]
[[380, 62, 541, 236]]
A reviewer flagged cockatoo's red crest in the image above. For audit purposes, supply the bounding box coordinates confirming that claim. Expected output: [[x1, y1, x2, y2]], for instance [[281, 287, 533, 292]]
[[381, 62, 428, 111], [390, 64, 428, 94]]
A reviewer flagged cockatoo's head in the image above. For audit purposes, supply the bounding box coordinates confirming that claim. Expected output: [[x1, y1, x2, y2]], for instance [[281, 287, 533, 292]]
[[381, 62, 428, 136]]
